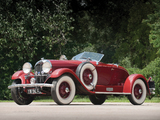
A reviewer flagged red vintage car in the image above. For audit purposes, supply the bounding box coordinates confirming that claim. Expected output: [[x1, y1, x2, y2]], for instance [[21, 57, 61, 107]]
[[8, 52, 155, 105]]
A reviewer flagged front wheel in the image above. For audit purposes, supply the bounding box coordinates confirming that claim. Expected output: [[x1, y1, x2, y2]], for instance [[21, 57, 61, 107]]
[[51, 75, 76, 105], [11, 80, 34, 105], [89, 94, 106, 105], [128, 79, 147, 105]]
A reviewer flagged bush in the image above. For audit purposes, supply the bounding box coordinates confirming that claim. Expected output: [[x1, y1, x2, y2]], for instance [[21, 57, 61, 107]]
[[126, 57, 160, 97], [141, 57, 160, 97], [0, 76, 12, 100]]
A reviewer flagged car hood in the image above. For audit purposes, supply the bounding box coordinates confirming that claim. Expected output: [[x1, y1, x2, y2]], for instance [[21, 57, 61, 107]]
[[49, 60, 83, 67]]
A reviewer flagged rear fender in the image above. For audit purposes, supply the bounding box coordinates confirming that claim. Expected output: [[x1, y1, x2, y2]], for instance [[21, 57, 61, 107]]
[[123, 74, 150, 95]]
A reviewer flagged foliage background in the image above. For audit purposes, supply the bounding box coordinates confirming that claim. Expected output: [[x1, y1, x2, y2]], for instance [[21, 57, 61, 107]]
[[0, 0, 160, 99]]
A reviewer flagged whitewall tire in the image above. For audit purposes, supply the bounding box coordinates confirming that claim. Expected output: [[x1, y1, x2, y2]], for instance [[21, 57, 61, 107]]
[[51, 75, 76, 105], [128, 79, 147, 105], [76, 62, 98, 90]]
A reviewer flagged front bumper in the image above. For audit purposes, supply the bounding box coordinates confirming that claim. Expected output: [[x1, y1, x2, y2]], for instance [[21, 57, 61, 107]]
[[8, 83, 54, 89]]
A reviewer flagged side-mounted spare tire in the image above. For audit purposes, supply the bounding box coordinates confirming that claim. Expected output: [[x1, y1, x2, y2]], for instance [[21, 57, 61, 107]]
[[76, 62, 98, 90]]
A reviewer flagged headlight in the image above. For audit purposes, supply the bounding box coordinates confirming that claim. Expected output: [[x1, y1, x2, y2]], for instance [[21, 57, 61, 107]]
[[23, 62, 32, 74], [42, 60, 52, 73]]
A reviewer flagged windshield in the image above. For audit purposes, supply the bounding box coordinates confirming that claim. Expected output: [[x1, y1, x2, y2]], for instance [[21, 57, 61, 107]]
[[71, 52, 104, 62]]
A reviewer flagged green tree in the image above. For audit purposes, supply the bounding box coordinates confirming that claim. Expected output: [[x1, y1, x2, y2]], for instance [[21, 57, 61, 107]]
[[114, 0, 157, 68], [70, 0, 134, 63], [145, 0, 160, 55], [0, 0, 74, 99], [1, 0, 160, 99], [143, 0, 160, 96]]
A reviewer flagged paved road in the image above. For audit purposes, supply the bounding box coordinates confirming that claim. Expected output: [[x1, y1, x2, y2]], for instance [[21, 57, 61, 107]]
[[0, 102, 160, 120]]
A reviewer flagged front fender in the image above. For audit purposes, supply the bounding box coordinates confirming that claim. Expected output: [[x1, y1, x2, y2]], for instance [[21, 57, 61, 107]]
[[123, 74, 150, 94], [50, 68, 95, 94], [50, 68, 79, 79], [12, 70, 24, 80], [11, 70, 34, 84]]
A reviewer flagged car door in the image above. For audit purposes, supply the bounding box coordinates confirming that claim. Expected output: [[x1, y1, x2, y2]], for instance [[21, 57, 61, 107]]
[[109, 65, 129, 85], [96, 64, 114, 86]]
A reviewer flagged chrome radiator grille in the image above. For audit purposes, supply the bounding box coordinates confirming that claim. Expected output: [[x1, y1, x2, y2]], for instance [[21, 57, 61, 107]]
[[34, 64, 47, 83], [35, 64, 42, 73]]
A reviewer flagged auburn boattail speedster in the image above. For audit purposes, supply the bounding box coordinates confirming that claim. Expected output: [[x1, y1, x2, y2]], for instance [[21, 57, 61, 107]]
[[8, 52, 155, 105]]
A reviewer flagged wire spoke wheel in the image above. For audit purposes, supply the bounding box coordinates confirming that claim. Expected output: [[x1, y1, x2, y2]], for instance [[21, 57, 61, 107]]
[[83, 69, 93, 85], [134, 84, 143, 99], [59, 81, 71, 98]]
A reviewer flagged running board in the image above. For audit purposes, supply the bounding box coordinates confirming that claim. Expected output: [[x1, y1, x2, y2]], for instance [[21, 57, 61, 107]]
[[95, 92, 131, 95]]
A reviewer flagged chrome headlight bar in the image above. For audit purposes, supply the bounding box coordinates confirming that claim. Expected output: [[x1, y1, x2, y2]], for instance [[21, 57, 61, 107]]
[[22, 59, 52, 75]]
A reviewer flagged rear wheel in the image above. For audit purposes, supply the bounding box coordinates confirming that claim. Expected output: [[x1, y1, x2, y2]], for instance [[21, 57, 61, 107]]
[[11, 80, 34, 105], [51, 75, 76, 105], [128, 79, 147, 105], [89, 94, 106, 105]]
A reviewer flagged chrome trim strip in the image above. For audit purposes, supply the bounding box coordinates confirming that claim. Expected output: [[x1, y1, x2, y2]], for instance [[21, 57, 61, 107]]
[[8, 83, 54, 89], [25, 75, 49, 77], [95, 92, 131, 95]]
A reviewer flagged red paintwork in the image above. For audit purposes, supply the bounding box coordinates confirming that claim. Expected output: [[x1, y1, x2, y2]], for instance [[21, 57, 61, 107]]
[[12, 71, 34, 84], [95, 85, 123, 93], [96, 63, 129, 86], [50, 60, 82, 72], [49, 60, 129, 86], [50, 68, 76, 78], [11, 70, 24, 80], [123, 74, 150, 94], [11, 59, 150, 95], [50, 67, 95, 94]]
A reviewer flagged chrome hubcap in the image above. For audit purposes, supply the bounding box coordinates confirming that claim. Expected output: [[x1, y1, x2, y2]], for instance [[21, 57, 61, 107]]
[[83, 69, 93, 85], [88, 74, 92, 80], [139, 89, 142, 94], [65, 87, 70, 93]]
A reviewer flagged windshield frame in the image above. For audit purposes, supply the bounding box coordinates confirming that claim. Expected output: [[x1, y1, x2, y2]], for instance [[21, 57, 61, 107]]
[[71, 52, 104, 62]]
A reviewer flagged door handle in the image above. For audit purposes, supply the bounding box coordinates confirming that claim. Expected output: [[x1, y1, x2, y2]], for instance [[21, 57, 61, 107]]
[[111, 68, 114, 71]]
